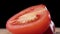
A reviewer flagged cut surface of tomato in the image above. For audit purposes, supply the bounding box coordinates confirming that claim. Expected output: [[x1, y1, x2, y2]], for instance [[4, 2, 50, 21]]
[[6, 4, 51, 34]]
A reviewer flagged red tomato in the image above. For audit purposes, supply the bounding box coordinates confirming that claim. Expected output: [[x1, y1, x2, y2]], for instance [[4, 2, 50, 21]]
[[6, 4, 51, 34]]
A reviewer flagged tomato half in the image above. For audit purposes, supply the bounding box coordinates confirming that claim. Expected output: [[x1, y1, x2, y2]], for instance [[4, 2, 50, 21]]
[[6, 4, 51, 34]]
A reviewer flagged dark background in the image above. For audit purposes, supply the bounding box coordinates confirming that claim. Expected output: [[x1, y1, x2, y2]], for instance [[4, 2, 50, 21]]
[[0, 0, 60, 28]]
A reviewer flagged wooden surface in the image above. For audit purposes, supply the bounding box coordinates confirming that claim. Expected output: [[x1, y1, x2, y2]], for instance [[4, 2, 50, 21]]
[[55, 28, 60, 34], [0, 28, 60, 34]]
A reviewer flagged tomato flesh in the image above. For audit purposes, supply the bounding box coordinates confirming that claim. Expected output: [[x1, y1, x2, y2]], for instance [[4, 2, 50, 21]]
[[6, 4, 51, 34]]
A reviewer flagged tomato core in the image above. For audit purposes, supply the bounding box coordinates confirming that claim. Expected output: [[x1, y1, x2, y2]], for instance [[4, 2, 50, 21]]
[[11, 11, 41, 25]]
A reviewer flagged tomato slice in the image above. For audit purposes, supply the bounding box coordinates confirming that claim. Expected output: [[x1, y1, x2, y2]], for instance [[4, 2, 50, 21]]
[[6, 4, 51, 34]]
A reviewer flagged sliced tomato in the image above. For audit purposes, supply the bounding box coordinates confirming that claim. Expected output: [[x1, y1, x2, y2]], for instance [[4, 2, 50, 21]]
[[6, 4, 51, 34]]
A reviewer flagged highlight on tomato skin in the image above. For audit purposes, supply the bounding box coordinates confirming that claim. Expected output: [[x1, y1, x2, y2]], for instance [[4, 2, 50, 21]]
[[6, 4, 51, 34]]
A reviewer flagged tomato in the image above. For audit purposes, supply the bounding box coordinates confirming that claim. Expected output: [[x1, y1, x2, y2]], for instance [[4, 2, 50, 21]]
[[6, 4, 51, 34]]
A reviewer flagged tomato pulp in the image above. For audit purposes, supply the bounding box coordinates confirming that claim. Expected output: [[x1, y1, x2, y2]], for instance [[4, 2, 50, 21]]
[[6, 4, 55, 34]]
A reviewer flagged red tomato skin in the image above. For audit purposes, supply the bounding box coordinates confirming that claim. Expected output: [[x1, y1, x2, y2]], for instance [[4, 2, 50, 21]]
[[6, 4, 51, 34]]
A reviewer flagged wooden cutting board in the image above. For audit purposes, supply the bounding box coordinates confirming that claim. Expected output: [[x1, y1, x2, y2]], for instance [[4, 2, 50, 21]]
[[0, 28, 60, 34]]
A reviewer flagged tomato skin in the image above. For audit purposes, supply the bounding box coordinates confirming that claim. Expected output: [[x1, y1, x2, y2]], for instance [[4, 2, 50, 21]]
[[6, 4, 51, 34]]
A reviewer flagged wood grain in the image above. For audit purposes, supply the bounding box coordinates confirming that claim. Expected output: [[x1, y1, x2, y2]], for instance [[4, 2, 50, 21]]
[[0, 28, 60, 34]]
